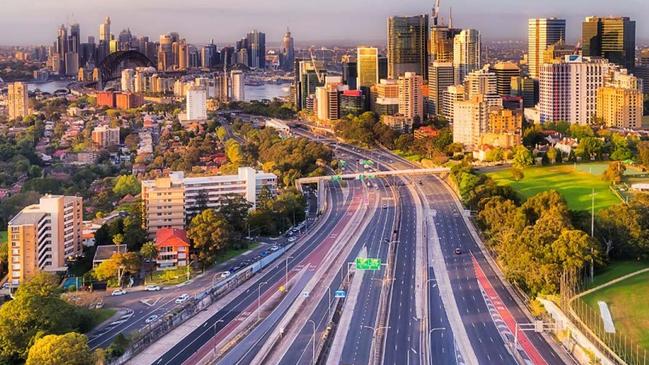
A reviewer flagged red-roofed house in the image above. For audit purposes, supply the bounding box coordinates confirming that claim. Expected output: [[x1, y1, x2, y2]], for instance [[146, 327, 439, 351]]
[[155, 228, 190, 269]]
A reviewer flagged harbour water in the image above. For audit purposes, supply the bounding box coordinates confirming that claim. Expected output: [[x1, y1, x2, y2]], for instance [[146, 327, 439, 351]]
[[27, 80, 289, 101]]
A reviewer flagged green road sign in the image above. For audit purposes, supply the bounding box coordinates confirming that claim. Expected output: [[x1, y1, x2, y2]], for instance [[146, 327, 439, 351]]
[[331, 175, 342, 182], [355, 258, 382, 270]]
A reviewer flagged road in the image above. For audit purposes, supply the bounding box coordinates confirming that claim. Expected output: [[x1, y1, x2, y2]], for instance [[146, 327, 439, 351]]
[[151, 180, 364, 365], [276, 178, 395, 365]]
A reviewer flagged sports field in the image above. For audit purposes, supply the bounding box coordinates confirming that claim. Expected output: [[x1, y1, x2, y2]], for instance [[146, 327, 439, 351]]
[[582, 263, 649, 352], [486, 163, 622, 211]]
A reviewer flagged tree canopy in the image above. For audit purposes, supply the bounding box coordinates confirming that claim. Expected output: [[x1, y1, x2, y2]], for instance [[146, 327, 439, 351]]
[[26, 333, 95, 365]]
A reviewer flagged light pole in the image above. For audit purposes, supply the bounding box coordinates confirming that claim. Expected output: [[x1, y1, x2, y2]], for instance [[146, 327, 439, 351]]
[[212, 319, 224, 336], [308, 319, 316, 365], [429, 327, 446, 335], [285, 256, 294, 288], [257, 281, 268, 321]]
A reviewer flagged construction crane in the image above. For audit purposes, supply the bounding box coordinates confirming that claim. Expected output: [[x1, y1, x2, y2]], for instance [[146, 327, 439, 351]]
[[432, 0, 440, 26], [309, 49, 325, 83]]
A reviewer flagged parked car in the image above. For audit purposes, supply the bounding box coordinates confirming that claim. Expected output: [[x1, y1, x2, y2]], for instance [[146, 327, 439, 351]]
[[270, 245, 279, 252], [145, 315, 159, 324], [220, 271, 231, 279], [175, 294, 190, 304], [111, 289, 127, 296], [288, 237, 297, 243], [145, 285, 161, 291], [454, 248, 462, 255]]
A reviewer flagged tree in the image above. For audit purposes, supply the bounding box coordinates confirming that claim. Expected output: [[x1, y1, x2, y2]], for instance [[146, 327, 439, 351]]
[[511, 168, 524, 181], [112, 233, 124, 248], [187, 209, 234, 268], [112, 175, 140, 197], [0, 273, 92, 362], [546, 147, 558, 164], [575, 137, 603, 160], [602, 161, 626, 184], [217, 194, 252, 235], [638, 141, 649, 168], [26, 333, 95, 365], [216, 126, 228, 141], [512, 146, 533, 169], [94, 252, 141, 286], [140, 242, 158, 262]]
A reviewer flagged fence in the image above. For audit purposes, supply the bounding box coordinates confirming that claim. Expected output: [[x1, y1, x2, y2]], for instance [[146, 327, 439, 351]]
[[560, 269, 648, 365]]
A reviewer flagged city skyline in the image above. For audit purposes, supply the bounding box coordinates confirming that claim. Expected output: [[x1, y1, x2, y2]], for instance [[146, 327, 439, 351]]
[[2, 0, 649, 46]]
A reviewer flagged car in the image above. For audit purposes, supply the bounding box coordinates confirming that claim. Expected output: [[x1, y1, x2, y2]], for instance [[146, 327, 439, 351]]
[[220, 271, 231, 278], [145, 285, 161, 291], [382, 204, 387, 209], [175, 294, 190, 304], [454, 248, 462, 255], [145, 315, 159, 324], [111, 289, 126, 296], [95, 302, 104, 309], [270, 245, 279, 252], [288, 237, 297, 243]]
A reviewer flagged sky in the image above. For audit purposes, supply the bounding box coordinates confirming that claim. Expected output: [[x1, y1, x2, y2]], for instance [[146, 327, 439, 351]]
[[1, 0, 648, 46]]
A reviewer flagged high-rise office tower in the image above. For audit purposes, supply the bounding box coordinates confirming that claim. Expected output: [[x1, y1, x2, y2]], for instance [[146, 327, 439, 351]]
[[231, 70, 245, 101], [378, 56, 388, 80], [177, 39, 189, 70], [246, 30, 266, 69], [430, 1, 461, 63], [8, 82, 29, 120], [582, 16, 636, 71], [186, 86, 207, 121], [463, 66, 500, 106], [342, 61, 358, 90], [510, 77, 539, 108], [99, 16, 111, 53], [387, 15, 429, 79], [158, 34, 173, 71], [453, 29, 481, 84], [357, 47, 379, 88], [281, 29, 295, 71], [428, 62, 454, 115], [201, 42, 217, 68], [539, 56, 611, 124], [69, 23, 81, 54], [528, 18, 566, 79], [489, 62, 521, 96], [398, 72, 424, 122]]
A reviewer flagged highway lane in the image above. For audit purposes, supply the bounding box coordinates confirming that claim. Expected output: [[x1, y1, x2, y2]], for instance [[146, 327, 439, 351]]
[[383, 182, 422, 365], [275, 178, 394, 365], [152, 181, 359, 365]]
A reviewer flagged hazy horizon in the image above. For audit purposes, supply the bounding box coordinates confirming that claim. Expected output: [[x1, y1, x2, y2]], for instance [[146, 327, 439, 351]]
[[2, 0, 648, 47]]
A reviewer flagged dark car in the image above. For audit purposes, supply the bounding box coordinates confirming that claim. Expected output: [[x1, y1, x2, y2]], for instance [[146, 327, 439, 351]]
[[454, 248, 462, 255]]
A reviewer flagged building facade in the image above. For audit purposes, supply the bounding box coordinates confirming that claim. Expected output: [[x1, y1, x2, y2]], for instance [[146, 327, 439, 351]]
[[8, 82, 29, 120], [387, 15, 429, 79], [428, 62, 454, 115], [357, 47, 379, 89], [141, 167, 277, 235], [7, 195, 83, 286], [528, 18, 566, 79], [453, 29, 481, 84], [398, 72, 424, 122], [91, 125, 120, 147], [582, 16, 635, 71]]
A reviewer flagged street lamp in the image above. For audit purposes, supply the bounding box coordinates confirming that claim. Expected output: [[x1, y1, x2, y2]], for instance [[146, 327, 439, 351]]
[[257, 281, 268, 321], [213, 319, 224, 336], [285, 256, 294, 288], [308, 319, 316, 365]]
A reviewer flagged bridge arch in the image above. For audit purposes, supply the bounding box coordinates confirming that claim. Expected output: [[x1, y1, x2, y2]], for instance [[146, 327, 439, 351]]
[[98, 50, 155, 81]]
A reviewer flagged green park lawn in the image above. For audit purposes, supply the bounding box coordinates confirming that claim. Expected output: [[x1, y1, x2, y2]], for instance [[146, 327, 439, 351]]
[[0, 231, 6, 244], [486, 163, 622, 211], [582, 268, 649, 351]]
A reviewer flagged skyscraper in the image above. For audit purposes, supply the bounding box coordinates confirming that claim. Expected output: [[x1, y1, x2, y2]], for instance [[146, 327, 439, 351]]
[[387, 15, 429, 80], [342, 61, 358, 90], [430, 2, 461, 64], [99, 16, 111, 53], [453, 29, 481, 84], [428, 62, 454, 115], [357, 47, 379, 88], [8, 82, 29, 120], [490, 62, 521, 97], [528, 18, 566, 79], [158, 34, 173, 71], [246, 30, 266, 69], [186, 86, 207, 121], [582, 16, 636, 71], [231, 70, 245, 101], [281, 29, 295, 71], [398, 72, 424, 122]]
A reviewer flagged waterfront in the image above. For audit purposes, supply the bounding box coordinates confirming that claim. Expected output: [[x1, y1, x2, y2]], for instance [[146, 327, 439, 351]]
[[26, 80, 288, 101]]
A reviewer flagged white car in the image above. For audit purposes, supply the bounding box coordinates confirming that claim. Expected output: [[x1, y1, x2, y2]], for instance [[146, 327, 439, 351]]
[[145, 285, 161, 291], [220, 271, 231, 279], [288, 237, 297, 243], [175, 294, 190, 304], [145, 315, 159, 324], [270, 245, 279, 252], [111, 289, 126, 296]]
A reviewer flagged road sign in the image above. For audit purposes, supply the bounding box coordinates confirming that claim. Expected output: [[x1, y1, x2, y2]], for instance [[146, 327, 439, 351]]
[[355, 258, 381, 270], [334, 290, 346, 298]]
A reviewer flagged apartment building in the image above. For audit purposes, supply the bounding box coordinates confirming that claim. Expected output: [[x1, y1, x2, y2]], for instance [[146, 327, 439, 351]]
[[141, 167, 277, 235], [91, 125, 121, 148], [7, 195, 83, 286]]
